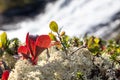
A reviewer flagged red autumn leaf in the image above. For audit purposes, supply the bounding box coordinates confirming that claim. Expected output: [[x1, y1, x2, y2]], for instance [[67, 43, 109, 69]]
[[17, 33, 51, 65], [36, 35, 51, 48], [26, 33, 34, 57], [32, 35, 51, 62], [29, 39, 36, 57], [33, 35, 51, 64], [31, 57, 38, 65], [1, 70, 9, 80], [18, 46, 28, 54], [17, 46, 29, 59], [32, 46, 45, 63]]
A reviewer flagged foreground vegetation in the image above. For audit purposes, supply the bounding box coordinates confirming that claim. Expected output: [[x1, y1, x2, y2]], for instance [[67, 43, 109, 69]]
[[0, 21, 120, 80]]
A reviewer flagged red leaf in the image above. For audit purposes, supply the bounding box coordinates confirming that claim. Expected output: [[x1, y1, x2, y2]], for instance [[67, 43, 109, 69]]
[[26, 33, 29, 50], [26, 33, 38, 57], [1, 70, 9, 80], [32, 46, 45, 63], [18, 46, 28, 54], [29, 39, 36, 57], [31, 57, 38, 65], [26, 33, 33, 57], [17, 46, 29, 59], [32, 35, 51, 64], [36, 35, 51, 48], [18, 33, 51, 65]]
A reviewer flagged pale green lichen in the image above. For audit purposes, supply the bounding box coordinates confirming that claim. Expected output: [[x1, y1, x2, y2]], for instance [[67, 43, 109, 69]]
[[8, 48, 116, 80], [8, 48, 103, 80]]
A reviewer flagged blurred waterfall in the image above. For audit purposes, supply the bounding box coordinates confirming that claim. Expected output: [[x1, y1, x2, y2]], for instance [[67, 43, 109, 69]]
[[0, 0, 120, 41]]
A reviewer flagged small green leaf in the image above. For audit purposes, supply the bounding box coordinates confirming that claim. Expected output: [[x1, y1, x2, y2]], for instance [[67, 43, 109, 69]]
[[49, 32, 57, 41], [117, 48, 120, 53], [76, 71, 84, 80], [60, 31, 65, 36], [87, 36, 93, 48], [49, 21, 58, 32], [94, 37, 100, 44], [0, 32, 7, 47]]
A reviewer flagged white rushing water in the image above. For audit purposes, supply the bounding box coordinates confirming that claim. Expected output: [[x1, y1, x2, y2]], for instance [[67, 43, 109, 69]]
[[1, 0, 120, 42]]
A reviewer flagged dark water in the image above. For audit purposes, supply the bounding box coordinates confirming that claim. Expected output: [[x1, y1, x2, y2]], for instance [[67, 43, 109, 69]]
[[0, 0, 56, 30]]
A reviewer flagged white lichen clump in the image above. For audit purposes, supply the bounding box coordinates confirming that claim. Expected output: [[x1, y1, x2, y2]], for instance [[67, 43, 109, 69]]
[[8, 48, 99, 80]]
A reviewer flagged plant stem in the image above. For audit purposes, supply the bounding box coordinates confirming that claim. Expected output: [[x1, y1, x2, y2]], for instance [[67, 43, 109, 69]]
[[57, 32, 68, 55], [71, 46, 85, 55], [46, 48, 50, 59]]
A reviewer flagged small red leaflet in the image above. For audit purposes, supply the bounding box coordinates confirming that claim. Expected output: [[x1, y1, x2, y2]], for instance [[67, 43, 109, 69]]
[[1, 70, 10, 80]]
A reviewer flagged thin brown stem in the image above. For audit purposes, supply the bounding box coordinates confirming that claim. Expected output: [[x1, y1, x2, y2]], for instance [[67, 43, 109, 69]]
[[46, 48, 50, 59], [71, 46, 85, 55]]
